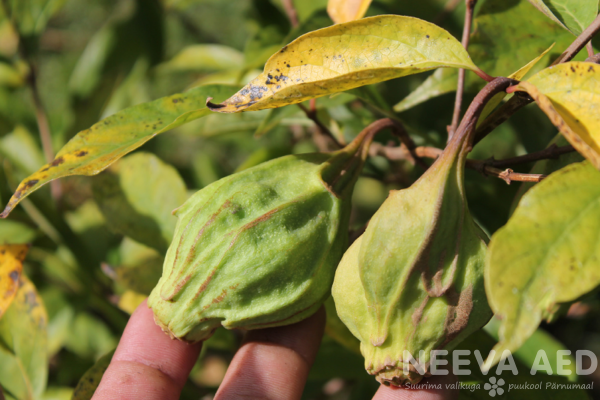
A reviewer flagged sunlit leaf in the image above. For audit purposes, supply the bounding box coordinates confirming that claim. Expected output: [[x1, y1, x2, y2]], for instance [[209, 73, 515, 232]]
[[71, 350, 114, 400], [208, 15, 485, 113], [0, 244, 28, 319], [93, 153, 188, 252], [527, 0, 598, 36], [0, 84, 238, 219], [485, 161, 600, 367], [394, 0, 578, 112], [513, 62, 600, 169], [327, 0, 372, 24], [0, 274, 47, 400]]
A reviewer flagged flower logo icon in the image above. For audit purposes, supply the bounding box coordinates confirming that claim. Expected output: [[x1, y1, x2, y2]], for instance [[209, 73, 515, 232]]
[[484, 376, 505, 397]]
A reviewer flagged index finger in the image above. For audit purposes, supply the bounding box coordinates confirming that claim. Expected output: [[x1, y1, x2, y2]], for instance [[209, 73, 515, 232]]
[[92, 300, 202, 400]]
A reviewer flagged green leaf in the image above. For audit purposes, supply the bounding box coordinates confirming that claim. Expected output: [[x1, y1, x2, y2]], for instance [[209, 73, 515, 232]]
[[158, 44, 244, 72], [0, 126, 46, 175], [0, 84, 238, 219], [109, 239, 164, 296], [485, 161, 600, 366], [0, 221, 37, 245], [71, 350, 114, 400], [513, 62, 600, 169], [527, 0, 598, 36], [93, 153, 188, 252], [0, 274, 48, 400], [0, 244, 28, 319], [64, 314, 116, 360], [208, 15, 484, 113], [394, 0, 577, 112], [6, 0, 67, 35]]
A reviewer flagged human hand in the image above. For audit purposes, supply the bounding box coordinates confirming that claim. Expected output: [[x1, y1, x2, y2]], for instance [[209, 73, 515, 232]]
[[92, 300, 459, 400]]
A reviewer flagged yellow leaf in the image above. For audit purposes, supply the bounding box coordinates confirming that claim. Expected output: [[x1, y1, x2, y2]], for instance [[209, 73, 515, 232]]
[[208, 15, 486, 113], [327, 0, 373, 24], [0, 84, 238, 218], [513, 62, 600, 169], [0, 244, 28, 319]]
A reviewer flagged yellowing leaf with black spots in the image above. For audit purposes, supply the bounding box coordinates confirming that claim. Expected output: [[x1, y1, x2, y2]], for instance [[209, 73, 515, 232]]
[[0, 244, 29, 319], [327, 0, 372, 24], [0, 274, 47, 400], [484, 161, 600, 368], [512, 62, 600, 169], [0, 84, 239, 219], [207, 15, 487, 113]]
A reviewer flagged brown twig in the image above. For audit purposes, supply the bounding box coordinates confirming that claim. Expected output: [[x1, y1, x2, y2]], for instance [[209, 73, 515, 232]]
[[361, 118, 428, 170], [586, 53, 600, 63], [586, 41, 595, 58], [413, 146, 546, 183], [281, 0, 299, 28], [484, 144, 575, 168], [433, 0, 462, 26], [551, 13, 600, 65], [371, 141, 572, 184], [449, 0, 477, 141], [298, 103, 342, 148]]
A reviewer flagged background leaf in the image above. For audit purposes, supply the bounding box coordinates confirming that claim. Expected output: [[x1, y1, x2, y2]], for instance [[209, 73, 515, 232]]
[[0, 274, 48, 400], [208, 15, 483, 113], [93, 153, 188, 252], [485, 161, 600, 366], [0, 84, 237, 218], [394, 0, 579, 112], [527, 0, 598, 36]]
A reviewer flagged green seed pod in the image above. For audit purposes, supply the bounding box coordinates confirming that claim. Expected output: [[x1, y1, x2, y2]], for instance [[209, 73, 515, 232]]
[[148, 131, 372, 343], [332, 130, 492, 386]]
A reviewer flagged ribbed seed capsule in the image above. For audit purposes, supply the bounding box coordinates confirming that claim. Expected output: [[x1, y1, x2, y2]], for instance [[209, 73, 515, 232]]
[[332, 126, 492, 386], [148, 130, 372, 343]]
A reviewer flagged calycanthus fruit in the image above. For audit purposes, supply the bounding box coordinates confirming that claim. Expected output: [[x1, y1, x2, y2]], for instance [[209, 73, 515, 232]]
[[148, 130, 373, 343], [332, 119, 492, 386]]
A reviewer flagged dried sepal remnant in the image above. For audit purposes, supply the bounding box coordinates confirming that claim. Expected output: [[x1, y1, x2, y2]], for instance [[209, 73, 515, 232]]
[[148, 128, 375, 343], [332, 114, 491, 386], [208, 15, 484, 113]]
